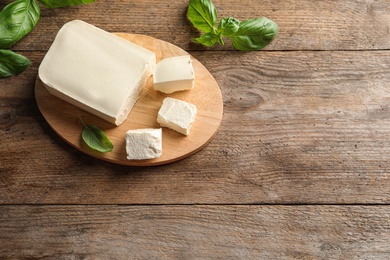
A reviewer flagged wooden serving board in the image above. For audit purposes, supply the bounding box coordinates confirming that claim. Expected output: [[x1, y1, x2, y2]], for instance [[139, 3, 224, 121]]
[[35, 33, 223, 166]]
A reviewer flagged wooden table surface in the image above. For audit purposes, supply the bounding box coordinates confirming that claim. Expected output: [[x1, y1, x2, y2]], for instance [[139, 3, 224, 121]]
[[1, 0, 390, 258]]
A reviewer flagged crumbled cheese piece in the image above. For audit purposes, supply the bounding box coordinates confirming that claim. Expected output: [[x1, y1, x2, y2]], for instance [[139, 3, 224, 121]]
[[39, 20, 156, 126], [125, 128, 162, 160], [157, 97, 197, 136], [153, 55, 195, 94]]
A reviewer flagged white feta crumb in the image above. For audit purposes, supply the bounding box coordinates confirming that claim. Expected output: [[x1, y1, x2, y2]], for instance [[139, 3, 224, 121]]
[[125, 128, 162, 160], [157, 97, 197, 136]]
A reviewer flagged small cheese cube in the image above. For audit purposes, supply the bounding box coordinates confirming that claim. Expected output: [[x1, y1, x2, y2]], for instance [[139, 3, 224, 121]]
[[153, 55, 195, 94], [125, 128, 162, 160], [39, 20, 156, 126], [157, 97, 197, 136]]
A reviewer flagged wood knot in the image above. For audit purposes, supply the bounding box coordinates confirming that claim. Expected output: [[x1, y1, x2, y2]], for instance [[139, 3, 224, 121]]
[[0, 110, 15, 130], [224, 91, 264, 112]]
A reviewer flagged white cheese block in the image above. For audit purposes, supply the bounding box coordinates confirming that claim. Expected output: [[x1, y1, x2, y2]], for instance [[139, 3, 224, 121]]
[[153, 55, 195, 94], [38, 20, 156, 126], [125, 128, 162, 160], [157, 97, 197, 136]]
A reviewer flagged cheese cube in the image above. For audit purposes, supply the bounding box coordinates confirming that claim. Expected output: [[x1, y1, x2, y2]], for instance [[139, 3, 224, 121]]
[[157, 97, 197, 136], [153, 55, 195, 94], [125, 128, 162, 160], [39, 20, 156, 126]]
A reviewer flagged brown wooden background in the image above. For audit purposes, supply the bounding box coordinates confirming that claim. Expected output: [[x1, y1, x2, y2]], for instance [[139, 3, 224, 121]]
[[1, 0, 390, 258]]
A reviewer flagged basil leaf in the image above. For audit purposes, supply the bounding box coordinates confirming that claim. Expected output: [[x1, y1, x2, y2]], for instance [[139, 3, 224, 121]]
[[0, 0, 40, 49], [187, 0, 218, 34], [218, 17, 240, 37], [37, 0, 96, 8], [194, 32, 221, 47], [0, 49, 31, 78], [230, 17, 278, 51], [82, 125, 114, 153]]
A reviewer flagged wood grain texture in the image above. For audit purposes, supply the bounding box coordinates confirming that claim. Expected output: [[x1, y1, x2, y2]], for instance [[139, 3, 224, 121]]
[[1, 205, 389, 259], [2, 50, 390, 204], [2, 0, 389, 52], [1, 0, 390, 258]]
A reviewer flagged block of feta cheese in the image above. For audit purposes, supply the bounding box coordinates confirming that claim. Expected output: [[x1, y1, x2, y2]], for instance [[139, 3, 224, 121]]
[[157, 97, 197, 136], [39, 20, 156, 126], [153, 55, 195, 94], [125, 128, 162, 160]]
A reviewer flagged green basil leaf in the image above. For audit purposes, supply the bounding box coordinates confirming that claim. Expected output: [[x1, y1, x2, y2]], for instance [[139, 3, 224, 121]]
[[37, 0, 96, 8], [218, 17, 240, 37], [187, 0, 218, 34], [194, 32, 221, 47], [82, 125, 114, 153], [0, 0, 40, 49], [230, 17, 278, 51], [0, 49, 31, 78]]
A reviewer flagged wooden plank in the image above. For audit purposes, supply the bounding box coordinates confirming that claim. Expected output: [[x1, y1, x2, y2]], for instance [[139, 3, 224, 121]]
[[1, 50, 390, 204], [0, 205, 389, 259], [2, 0, 390, 51], [1, 1, 389, 259]]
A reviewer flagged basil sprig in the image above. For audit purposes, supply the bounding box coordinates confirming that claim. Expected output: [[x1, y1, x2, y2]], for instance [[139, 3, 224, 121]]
[[188, 0, 278, 50], [80, 116, 114, 153], [0, 0, 95, 78]]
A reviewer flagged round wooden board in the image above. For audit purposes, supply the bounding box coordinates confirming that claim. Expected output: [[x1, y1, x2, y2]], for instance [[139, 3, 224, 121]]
[[35, 33, 223, 166]]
